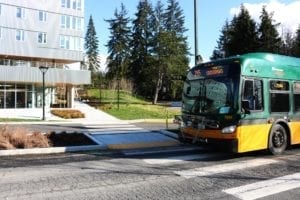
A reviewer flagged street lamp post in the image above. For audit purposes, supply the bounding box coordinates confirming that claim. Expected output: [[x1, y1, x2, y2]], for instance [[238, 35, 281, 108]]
[[194, 0, 201, 65], [39, 66, 49, 120]]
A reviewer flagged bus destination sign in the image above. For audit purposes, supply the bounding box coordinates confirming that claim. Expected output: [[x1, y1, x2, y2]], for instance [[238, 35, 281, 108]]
[[192, 65, 228, 77]]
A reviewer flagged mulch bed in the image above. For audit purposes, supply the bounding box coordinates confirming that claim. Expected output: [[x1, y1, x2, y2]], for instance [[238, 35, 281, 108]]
[[47, 132, 96, 147]]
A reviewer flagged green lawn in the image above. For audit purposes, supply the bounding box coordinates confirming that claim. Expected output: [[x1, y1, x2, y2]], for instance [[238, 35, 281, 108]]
[[87, 89, 181, 120], [103, 104, 180, 120]]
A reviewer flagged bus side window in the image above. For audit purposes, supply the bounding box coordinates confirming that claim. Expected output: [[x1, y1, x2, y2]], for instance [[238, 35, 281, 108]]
[[270, 80, 290, 112], [294, 82, 300, 112], [242, 79, 263, 111]]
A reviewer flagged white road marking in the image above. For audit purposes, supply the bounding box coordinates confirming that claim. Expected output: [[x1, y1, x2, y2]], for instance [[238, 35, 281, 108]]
[[143, 153, 218, 165], [223, 173, 300, 200], [174, 158, 279, 179]]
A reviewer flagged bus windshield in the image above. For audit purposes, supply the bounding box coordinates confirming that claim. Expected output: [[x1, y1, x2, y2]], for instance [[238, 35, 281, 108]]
[[182, 63, 240, 115]]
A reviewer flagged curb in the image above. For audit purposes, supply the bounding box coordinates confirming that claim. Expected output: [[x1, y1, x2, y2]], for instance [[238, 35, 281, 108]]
[[0, 145, 106, 156], [159, 129, 179, 139]]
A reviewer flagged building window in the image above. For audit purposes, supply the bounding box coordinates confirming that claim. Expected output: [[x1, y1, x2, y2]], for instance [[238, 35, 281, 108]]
[[61, 36, 83, 51], [77, 0, 82, 10], [61, 15, 66, 28], [16, 7, 25, 18], [72, 0, 76, 9], [0, 27, 2, 39], [16, 30, 25, 41], [60, 35, 65, 48], [39, 11, 47, 22], [72, 17, 76, 29], [66, 16, 70, 28], [67, 0, 71, 8], [61, 0, 66, 7], [77, 17, 83, 30], [60, 35, 70, 49], [38, 32, 47, 44], [0, 4, 2, 15]]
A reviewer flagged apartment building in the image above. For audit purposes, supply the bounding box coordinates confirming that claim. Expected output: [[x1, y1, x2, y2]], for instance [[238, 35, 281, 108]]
[[0, 0, 90, 110]]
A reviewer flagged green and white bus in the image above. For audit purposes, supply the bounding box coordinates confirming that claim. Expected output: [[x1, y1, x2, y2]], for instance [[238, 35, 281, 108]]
[[180, 52, 300, 154]]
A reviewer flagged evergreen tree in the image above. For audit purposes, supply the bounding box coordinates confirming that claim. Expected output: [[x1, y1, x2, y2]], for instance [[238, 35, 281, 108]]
[[150, 0, 165, 104], [211, 20, 230, 60], [226, 5, 259, 56], [294, 25, 300, 57], [280, 30, 295, 56], [161, 0, 189, 100], [105, 3, 131, 80], [164, 0, 187, 33], [257, 6, 281, 53], [84, 15, 100, 75], [129, 0, 154, 96]]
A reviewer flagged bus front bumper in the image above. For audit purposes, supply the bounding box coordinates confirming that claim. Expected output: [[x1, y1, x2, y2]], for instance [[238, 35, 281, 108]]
[[180, 127, 238, 153]]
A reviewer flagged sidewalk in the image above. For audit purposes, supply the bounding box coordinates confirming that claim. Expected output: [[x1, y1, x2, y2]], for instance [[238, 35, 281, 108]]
[[0, 101, 180, 156]]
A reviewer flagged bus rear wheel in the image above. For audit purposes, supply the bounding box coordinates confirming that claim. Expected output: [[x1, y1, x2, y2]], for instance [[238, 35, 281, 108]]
[[268, 124, 288, 155]]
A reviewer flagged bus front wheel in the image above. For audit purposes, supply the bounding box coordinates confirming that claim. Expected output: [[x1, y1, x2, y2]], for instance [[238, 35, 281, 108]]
[[268, 124, 288, 155]]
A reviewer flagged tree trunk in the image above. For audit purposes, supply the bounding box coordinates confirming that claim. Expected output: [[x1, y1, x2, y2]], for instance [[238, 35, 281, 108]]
[[153, 72, 163, 105]]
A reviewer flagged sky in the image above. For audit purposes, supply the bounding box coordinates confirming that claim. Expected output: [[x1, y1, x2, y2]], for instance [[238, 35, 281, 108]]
[[84, 0, 300, 69]]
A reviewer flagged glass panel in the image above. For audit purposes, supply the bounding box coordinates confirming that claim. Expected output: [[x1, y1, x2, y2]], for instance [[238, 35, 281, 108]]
[[16, 92, 25, 108], [27, 91, 33, 108], [271, 93, 289, 112], [270, 80, 289, 91], [294, 94, 300, 112], [294, 82, 300, 93], [243, 79, 263, 111], [6, 91, 15, 108], [0, 91, 4, 108]]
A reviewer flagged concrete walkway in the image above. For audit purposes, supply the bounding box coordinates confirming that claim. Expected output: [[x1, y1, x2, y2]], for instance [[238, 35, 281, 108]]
[[0, 101, 180, 156]]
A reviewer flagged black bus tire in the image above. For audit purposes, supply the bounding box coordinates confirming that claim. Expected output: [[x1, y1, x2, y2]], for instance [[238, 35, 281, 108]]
[[268, 124, 288, 155]]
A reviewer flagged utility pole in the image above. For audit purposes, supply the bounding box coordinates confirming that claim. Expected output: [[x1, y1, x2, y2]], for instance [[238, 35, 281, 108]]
[[194, 0, 200, 65]]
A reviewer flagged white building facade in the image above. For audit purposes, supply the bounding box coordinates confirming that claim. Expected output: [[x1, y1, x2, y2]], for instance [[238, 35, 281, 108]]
[[0, 0, 90, 110]]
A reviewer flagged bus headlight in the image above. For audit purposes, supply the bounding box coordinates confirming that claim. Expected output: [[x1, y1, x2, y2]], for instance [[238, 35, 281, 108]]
[[222, 125, 236, 134]]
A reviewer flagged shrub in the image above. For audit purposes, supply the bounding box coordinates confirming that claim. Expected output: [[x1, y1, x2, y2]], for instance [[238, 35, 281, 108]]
[[51, 109, 85, 119], [0, 125, 50, 149]]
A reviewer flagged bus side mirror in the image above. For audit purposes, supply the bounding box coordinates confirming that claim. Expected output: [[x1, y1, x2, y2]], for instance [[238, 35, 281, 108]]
[[242, 100, 251, 114]]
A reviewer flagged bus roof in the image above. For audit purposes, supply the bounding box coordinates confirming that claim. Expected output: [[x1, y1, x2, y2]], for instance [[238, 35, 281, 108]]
[[240, 53, 300, 79], [192, 53, 300, 80]]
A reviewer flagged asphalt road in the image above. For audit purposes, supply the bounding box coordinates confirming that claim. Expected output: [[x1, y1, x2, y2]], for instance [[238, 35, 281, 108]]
[[0, 142, 299, 200]]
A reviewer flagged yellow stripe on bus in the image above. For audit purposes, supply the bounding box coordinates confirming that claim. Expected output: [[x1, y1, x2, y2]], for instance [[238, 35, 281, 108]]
[[236, 124, 271, 153], [289, 121, 300, 145]]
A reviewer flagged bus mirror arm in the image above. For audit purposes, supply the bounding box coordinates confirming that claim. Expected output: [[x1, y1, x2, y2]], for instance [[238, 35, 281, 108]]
[[242, 100, 251, 114]]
